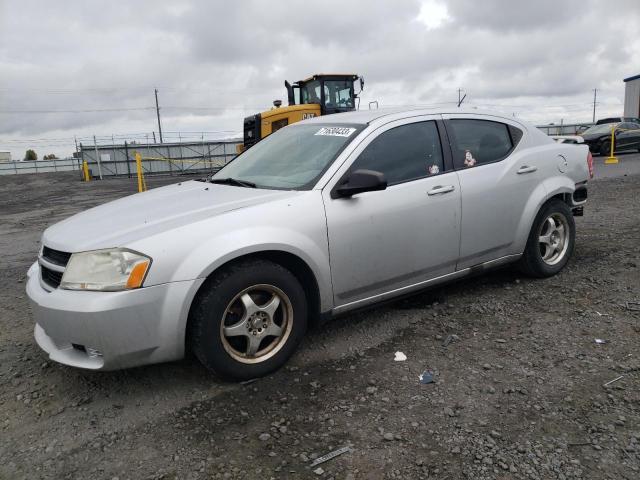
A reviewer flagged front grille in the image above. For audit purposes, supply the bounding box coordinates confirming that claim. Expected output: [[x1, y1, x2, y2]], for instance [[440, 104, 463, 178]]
[[40, 246, 71, 289], [41, 265, 63, 288], [42, 246, 71, 267]]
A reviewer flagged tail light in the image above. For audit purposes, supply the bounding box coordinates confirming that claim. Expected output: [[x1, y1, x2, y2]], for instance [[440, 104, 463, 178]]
[[587, 151, 594, 179]]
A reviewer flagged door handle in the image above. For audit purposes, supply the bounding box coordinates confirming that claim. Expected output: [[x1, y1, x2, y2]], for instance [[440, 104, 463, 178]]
[[427, 185, 455, 196], [517, 165, 538, 174]]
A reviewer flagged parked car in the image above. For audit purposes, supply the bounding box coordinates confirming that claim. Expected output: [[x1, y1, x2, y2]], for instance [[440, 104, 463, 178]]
[[595, 116, 640, 125], [26, 108, 592, 380], [551, 135, 585, 144], [581, 122, 640, 155]]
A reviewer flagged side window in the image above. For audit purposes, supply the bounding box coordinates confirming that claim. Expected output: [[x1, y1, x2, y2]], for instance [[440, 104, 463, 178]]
[[448, 119, 515, 168], [349, 121, 444, 185], [508, 125, 524, 145]]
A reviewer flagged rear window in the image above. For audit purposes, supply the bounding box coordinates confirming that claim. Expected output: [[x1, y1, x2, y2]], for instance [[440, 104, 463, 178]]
[[447, 119, 518, 169]]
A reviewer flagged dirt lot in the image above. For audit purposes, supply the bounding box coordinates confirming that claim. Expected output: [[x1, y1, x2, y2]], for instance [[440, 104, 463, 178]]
[[1, 161, 639, 480]]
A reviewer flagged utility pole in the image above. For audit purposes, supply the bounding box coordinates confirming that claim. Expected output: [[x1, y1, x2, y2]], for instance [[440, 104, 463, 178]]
[[457, 88, 467, 107], [592, 88, 597, 123], [155, 88, 163, 143]]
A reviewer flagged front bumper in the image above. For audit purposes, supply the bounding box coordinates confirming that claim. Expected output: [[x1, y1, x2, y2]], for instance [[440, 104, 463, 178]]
[[26, 262, 203, 370]]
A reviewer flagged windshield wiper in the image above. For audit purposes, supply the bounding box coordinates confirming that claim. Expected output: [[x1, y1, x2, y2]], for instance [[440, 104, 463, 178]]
[[209, 177, 257, 188]]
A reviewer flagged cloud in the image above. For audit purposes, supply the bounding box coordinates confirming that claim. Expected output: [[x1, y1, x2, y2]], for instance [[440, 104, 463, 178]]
[[0, 0, 639, 159]]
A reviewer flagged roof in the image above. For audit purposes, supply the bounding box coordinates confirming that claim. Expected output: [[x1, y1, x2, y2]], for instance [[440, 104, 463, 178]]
[[623, 73, 640, 82], [299, 106, 529, 127], [299, 73, 359, 83]]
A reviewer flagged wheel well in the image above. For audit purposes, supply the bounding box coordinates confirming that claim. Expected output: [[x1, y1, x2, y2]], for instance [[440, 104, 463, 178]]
[[550, 192, 572, 206], [185, 251, 323, 349]]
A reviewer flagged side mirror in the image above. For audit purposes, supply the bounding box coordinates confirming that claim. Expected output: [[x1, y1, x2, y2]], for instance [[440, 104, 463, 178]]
[[333, 169, 387, 198]]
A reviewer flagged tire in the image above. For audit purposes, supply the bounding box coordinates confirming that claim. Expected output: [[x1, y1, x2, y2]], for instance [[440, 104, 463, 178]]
[[599, 141, 610, 156], [188, 259, 307, 380], [518, 199, 575, 278]]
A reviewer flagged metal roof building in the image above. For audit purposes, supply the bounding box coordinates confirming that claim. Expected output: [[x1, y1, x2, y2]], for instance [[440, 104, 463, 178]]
[[624, 73, 640, 118]]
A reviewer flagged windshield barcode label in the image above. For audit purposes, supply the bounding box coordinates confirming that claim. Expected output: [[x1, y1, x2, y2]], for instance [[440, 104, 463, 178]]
[[315, 127, 356, 137]]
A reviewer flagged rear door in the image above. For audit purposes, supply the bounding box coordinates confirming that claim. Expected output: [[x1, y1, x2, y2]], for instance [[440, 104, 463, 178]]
[[322, 117, 461, 308], [442, 115, 536, 269]]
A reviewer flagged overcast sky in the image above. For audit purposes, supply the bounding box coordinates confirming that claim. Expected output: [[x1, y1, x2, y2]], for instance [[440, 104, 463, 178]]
[[1, 0, 639, 159]]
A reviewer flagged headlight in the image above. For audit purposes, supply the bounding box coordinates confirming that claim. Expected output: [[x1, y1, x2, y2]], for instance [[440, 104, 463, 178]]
[[60, 248, 151, 291]]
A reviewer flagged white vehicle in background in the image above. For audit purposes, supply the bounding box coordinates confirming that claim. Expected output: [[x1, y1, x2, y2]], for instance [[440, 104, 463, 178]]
[[551, 135, 585, 144]]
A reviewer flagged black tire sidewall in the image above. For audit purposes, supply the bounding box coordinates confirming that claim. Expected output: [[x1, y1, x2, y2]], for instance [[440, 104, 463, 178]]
[[190, 260, 307, 380], [599, 141, 610, 156], [521, 200, 575, 278]]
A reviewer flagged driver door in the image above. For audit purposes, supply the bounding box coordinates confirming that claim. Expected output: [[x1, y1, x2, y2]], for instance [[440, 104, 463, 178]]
[[322, 118, 461, 309]]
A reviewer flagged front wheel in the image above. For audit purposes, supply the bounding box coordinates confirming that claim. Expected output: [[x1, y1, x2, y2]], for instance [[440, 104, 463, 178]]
[[518, 199, 575, 278], [599, 141, 611, 156], [188, 259, 308, 380]]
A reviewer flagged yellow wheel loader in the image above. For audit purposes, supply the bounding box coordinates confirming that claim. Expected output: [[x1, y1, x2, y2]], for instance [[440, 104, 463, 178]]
[[240, 73, 363, 151]]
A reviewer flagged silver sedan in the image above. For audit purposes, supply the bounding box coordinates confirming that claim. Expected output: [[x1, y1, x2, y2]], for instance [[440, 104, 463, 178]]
[[27, 108, 592, 379]]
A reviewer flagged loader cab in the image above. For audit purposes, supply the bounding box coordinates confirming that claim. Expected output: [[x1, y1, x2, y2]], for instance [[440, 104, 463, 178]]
[[240, 73, 363, 151], [286, 74, 363, 115]]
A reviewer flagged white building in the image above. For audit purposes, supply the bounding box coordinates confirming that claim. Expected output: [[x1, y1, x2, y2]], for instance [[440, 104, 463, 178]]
[[624, 74, 640, 118], [0, 151, 11, 162]]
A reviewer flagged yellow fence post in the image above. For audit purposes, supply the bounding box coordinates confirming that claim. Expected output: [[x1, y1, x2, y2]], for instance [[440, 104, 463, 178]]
[[82, 160, 91, 181], [135, 151, 147, 192], [605, 125, 619, 164]]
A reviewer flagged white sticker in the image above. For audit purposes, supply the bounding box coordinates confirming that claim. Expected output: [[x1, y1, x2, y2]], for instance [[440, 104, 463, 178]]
[[315, 127, 356, 137]]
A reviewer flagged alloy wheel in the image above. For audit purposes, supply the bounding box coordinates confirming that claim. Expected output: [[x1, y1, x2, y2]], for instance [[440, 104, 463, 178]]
[[220, 284, 293, 364], [538, 213, 570, 266]]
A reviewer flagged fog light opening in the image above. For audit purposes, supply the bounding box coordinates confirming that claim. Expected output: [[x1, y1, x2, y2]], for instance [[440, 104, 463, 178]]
[[86, 347, 103, 358]]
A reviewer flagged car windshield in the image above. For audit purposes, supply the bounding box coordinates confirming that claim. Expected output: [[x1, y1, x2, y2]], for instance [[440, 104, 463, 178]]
[[583, 123, 618, 135], [212, 124, 363, 190]]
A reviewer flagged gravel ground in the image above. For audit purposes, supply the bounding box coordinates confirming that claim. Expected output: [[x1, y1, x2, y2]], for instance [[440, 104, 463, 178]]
[[1, 159, 639, 480]]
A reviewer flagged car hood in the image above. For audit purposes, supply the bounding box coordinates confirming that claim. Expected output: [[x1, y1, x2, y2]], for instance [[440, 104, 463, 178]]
[[43, 181, 300, 252]]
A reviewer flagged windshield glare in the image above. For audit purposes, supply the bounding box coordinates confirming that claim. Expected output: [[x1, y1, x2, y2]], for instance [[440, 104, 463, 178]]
[[583, 123, 618, 135], [213, 124, 363, 190]]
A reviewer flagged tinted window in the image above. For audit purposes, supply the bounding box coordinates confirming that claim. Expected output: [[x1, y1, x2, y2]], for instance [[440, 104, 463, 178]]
[[349, 121, 444, 185], [508, 125, 524, 145], [448, 120, 514, 168]]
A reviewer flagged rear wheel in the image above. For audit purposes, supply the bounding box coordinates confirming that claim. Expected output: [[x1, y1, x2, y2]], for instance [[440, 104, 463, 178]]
[[188, 259, 308, 380], [518, 200, 575, 278]]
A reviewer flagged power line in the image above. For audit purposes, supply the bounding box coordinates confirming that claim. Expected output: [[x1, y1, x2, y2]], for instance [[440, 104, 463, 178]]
[[0, 107, 155, 114]]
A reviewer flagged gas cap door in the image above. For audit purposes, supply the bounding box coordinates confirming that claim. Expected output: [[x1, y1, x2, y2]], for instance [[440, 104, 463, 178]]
[[557, 154, 568, 173]]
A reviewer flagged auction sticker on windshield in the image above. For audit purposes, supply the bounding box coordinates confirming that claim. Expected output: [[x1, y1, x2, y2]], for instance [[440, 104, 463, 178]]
[[315, 127, 356, 137]]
